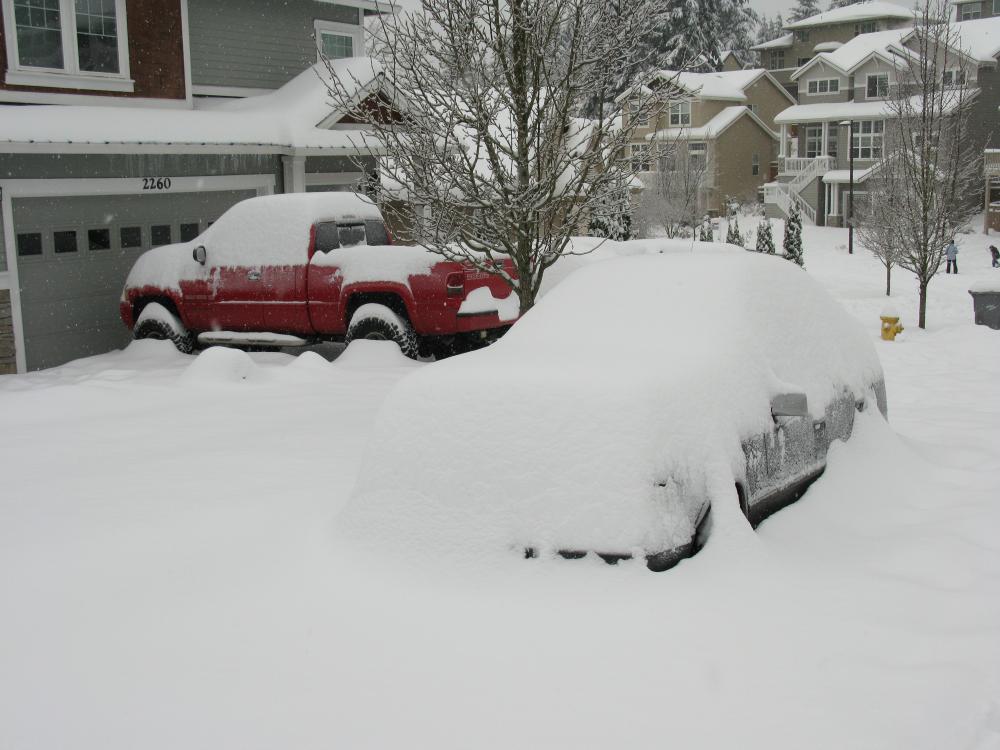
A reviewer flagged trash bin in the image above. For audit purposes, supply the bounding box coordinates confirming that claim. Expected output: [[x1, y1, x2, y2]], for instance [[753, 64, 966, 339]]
[[969, 280, 1000, 330]]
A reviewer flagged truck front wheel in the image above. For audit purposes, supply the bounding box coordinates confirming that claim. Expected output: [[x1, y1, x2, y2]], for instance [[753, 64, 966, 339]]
[[133, 301, 195, 354], [345, 303, 419, 359]]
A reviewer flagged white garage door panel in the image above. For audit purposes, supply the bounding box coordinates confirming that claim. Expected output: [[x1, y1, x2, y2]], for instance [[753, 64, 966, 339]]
[[14, 189, 256, 370]]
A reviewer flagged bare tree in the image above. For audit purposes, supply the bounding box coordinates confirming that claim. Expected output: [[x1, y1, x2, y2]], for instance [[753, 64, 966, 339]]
[[635, 142, 713, 238], [858, 0, 980, 328], [323, 0, 675, 314]]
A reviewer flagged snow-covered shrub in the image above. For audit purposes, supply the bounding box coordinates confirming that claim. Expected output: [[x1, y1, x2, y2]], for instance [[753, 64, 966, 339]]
[[725, 217, 744, 247], [755, 220, 775, 254], [783, 201, 804, 267], [699, 222, 713, 242], [589, 207, 633, 241]]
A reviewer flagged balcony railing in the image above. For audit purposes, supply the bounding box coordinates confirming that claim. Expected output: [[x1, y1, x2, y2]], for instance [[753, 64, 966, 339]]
[[782, 156, 835, 175], [985, 150, 1000, 176]]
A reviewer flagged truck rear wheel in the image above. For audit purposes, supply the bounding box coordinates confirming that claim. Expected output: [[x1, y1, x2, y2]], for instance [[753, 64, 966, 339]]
[[133, 302, 195, 354], [346, 303, 419, 359]]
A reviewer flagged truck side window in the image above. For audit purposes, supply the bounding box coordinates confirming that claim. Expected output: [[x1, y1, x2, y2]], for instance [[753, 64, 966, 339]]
[[315, 222, 340, 253], [364, 220, 389, 245], [338, 223, 366, 248]]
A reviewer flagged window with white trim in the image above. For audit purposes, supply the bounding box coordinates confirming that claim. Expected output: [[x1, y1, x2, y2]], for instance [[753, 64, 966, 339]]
[[943, 68, 967, 86], [315, 18, 362, 61], [806, 78, 840, 95], [3, 0, 131, 88], [960, 2, 981, 19], [630, 143, 651, 171], [751, 152, 759, 175], [866, 73, 889, 98], [851, 120, 883, 159], [805, 125, 822, 158], [855, 20, 877, 35], [668, 100, 690, 126], [688, 141, 706, 165]]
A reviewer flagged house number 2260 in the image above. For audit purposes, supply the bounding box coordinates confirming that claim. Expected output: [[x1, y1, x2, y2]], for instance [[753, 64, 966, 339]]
[[142, 177, 173, 190]]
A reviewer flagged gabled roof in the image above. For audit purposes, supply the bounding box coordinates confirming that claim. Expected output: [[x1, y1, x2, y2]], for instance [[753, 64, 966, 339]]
[[775, 88, 977, 123], [791, 28, 910, 79], [647, 106, 778, 141], [784, 1, 914, 30], [0, 58, 393, 154], [648, 68, 794, 103], [751, 33, 793, 51], [941, 16, 1000, 62]]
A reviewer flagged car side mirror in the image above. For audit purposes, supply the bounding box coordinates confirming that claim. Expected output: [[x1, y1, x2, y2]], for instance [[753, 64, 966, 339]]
[[193, 245, 207, 265], [771, 392, 808, 419]]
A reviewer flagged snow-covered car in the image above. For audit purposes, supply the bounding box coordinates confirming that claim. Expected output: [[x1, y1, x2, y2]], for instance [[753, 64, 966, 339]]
[[120, 193, 517, 358], [341, 247, 888, 571]]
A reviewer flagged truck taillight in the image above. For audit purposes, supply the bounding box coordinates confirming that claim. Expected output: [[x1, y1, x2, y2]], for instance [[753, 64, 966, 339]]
[[446, 272, 465, 297]]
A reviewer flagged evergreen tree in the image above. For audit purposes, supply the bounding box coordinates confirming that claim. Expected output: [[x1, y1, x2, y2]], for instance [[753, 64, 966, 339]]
[[783, 202, 804, 267], [699, 222, 713, 241], [755, 220, 775, 254], [789, 0, 822, 22], [725, 217, 744, 246], [828, 0, 860, 8], [589, 205, 633, 241], [756, 13, 785, 44]]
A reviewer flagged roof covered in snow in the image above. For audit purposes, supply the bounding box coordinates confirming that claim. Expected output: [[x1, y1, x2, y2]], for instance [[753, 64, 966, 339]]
[[0, 58, 390, 154], [822, 167, 876, 183], [648, 106, 777, 141], [945, 16, 1000, 62], [784, 1, 915, 30], [650, 69, 772, 101], [751, 33, 794, 51], [776, 87, 975, 123], [792, 28, 910, 79]]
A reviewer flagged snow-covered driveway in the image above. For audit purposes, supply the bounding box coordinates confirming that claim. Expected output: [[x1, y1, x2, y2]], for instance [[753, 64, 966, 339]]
[[1, 227, 999, 749]]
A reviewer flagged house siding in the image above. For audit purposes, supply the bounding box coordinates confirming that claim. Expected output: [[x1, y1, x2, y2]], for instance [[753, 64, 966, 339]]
[[188, 0, 362, 90], [0, 289, 13, 375], [742, 76, 794, 131], [0, 0, 185, 99], [713, 115, 776, 208], [0, 153, 283, 183]]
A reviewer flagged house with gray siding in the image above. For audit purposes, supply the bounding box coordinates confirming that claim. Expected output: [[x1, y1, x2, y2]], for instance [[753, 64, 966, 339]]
[[751, 1, 915, 95], [0, 0, 395, 374], [762, 16, 1000, 227]]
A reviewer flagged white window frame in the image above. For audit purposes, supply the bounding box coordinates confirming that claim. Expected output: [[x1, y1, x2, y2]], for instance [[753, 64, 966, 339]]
[[630, 143, 651, 172], [2, 0, 133, 91], [629, 99, 648, 127], [943, 68, 967, 87], [805, 125, 823, 158], [866, 73, 889, 99], [668, 100, 691, 126], [851, 119, 883, 159], [806, 78, 841, 95], [314, 18, 363, 61], [960, 3, 981, 19]]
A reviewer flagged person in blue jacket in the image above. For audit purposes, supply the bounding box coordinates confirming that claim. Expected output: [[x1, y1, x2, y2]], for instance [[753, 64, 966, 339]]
[[945, 240, 959, 274]]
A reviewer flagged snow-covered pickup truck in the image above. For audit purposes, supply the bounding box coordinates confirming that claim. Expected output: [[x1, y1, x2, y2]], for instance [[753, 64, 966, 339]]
[[120, 193, 518, 358]]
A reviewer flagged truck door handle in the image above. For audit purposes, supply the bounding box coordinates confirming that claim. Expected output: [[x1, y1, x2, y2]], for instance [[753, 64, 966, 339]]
[[247, 270, 261, 281]]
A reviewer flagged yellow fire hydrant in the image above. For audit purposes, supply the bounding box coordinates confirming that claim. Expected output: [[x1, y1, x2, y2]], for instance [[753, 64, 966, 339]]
[[880, 313, 904, 341]]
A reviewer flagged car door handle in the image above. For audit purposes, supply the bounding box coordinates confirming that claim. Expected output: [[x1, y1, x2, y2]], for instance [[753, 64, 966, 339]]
[[247, 270, 261, 281]]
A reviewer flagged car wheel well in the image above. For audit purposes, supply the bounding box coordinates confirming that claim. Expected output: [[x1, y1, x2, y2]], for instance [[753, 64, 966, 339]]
[[134, 295, 181, 324], [345, 292, 410, 328]]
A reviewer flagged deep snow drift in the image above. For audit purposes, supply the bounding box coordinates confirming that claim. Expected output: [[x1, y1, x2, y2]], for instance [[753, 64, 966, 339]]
[[343, 249, 884, 560], [1, 225, 999, 750]]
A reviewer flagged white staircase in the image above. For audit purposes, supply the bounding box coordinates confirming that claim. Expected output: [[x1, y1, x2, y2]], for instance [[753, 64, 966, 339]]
[[763, 156, 834, 225]]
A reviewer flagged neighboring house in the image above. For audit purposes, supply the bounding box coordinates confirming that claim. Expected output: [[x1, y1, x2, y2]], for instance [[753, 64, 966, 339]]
[[622, 69, 795, 216], [762, 17, 1000, 227], [689, 50, 746, 73], [750, 1, 916, 94], [0, 0, 395, 374], [953, 0, 1000, 21]]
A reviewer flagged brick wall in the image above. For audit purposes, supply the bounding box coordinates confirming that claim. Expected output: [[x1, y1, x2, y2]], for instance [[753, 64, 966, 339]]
[[0, 290, 15, 375], [0, 0, 186, 100]]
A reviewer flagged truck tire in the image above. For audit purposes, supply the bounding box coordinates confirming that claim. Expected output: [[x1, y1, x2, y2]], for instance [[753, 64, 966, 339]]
[[346, 303, 419, 359], [133, 301, 195, 354]]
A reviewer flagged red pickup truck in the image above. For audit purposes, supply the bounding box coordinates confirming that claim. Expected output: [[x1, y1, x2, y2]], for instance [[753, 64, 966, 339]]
[[120, 193, 517, 358]]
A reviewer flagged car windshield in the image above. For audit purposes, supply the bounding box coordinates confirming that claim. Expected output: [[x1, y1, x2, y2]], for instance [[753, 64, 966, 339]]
[[339, 223, 366, 248]]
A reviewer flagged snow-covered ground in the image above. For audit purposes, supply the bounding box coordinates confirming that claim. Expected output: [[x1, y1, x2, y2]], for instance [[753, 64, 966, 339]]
[[1, 224, 999, 749]]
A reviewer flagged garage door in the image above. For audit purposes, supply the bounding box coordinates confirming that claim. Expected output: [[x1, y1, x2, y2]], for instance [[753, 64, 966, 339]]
[[13, 189, 256, 370]]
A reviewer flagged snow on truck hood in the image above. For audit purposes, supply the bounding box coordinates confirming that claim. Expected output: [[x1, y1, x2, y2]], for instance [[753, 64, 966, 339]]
[[341, 249, 885, 558]]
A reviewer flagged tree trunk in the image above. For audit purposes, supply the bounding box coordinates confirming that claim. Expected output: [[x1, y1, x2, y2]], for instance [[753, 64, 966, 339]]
[[918, 280, 928, 329], [885, 264, 891, 297]]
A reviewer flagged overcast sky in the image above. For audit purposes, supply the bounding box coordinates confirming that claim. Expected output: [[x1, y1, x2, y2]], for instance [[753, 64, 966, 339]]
[[749, 0, 916, 21]]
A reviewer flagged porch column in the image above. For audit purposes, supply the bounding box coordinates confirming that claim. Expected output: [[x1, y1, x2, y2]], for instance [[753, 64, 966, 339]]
[[831, 181, 839, 216], [779, 124, 787, 159], [281, 155, 306, 194], [821, 121, 829, 158]]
